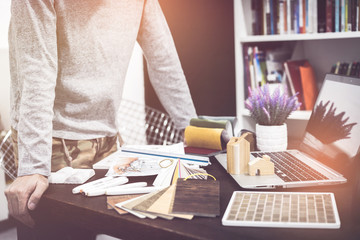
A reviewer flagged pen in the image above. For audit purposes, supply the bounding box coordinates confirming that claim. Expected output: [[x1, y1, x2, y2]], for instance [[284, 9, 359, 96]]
[[105, 182, 148, 195], [105, 186, 165, 196], [83, 176, 129, 196], [72, 176, 115, 194], [82, 177, 129, 196], [83, 177, 129, 196], [87, 182, 147, 197], [77, 176, 127, 194]]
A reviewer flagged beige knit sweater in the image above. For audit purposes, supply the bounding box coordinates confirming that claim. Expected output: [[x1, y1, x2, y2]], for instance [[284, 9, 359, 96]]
[[9, 0, 196, 177]]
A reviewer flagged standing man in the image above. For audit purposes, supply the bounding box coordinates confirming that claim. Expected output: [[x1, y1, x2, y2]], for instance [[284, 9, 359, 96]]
[[5, 0, 196, 229]]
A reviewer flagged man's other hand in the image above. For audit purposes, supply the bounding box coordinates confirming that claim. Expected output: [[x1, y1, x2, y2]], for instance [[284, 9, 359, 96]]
[[5, 174, 49, 227]]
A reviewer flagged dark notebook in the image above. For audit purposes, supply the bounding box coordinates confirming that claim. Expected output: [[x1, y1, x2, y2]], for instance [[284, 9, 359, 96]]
[[172, 179, 220, 217]]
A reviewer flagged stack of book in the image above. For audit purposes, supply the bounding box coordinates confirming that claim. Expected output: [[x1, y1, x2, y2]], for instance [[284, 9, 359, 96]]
[[283, 59, 318, 110], [244, 45, 292, 98], [244, 46, 268, 94], [244, 45, 318, 111], [250, 0, 360, 35], [330, 61, 360, 76]]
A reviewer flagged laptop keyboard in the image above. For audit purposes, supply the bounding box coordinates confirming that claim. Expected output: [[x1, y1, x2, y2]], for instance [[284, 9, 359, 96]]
[[252, 152, 329, 182]]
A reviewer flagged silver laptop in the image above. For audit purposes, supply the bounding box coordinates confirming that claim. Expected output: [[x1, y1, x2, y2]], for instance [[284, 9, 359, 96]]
[[216, 74, 360, 189]]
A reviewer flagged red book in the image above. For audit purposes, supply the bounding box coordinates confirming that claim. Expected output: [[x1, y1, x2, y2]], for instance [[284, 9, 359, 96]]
[[299, 62, 318, 110], [301, 0, 306, 33], [326, 0, 333, 32], [283, 59, 308, 110]]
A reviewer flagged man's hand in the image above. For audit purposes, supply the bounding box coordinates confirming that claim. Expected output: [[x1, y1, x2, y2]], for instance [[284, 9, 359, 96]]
[[5, 174, 49, 227]]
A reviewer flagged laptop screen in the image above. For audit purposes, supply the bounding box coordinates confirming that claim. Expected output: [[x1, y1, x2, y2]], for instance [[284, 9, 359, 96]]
[[300, 74, 360, 174]]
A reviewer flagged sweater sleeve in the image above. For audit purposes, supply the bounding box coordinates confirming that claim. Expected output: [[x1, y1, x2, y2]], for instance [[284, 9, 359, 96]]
[[9, 0, 57, 177], [137, 0, 197, 129]]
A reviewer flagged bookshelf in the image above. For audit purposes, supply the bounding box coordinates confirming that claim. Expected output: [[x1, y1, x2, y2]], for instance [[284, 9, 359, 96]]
[[234, 0, 360, 138]]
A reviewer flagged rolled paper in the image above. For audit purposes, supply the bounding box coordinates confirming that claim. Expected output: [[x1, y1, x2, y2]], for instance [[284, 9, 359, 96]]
[[184, 126, 223, 150], [190, 118, 228, 127]]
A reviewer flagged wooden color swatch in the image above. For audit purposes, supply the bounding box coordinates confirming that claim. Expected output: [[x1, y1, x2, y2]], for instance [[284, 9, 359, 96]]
[[172, 179, 220, 217], [147, 184, 193, 220], [121, 191, 164, 219], [122, 187, 173, 220], [132, 187, 169, 212], [131, 187, 174, 220], [107, 195, 143, 214]]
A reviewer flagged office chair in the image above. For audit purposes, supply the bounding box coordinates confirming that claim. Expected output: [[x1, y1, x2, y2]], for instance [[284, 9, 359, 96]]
[[0, 130, 16, 180], [117, 99, 184, 146]]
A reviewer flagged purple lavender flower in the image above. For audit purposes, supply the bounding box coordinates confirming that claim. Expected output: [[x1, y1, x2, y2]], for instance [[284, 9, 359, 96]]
[[245, 84, 300, 125]]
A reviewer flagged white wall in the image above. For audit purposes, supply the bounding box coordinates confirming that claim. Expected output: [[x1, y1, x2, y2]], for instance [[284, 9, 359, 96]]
[[0, 49, 10, 131], [0, 0, 10, 49]]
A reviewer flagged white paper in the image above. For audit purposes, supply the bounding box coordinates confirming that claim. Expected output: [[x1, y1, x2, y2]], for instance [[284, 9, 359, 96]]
[[93, 142, 185, 171], [49, 167, 95, 184], [105, 154, 162, 177]]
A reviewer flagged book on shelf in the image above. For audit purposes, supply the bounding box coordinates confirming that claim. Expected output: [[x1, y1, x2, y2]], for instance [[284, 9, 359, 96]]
[[335, 0, 340, 32], [264, 0, 271, 35], [330, 61, 360, 77], [279, 0, 286, 34], [341, 0, 346, 31], [299, 0, 306, 33], [243, 45, 292, 96], [351, 62, 360, 76], [283, 59, 319, 110], [318, 0, 327, 32], [251, 0, 264, 35], [253, 47, 267, 86], [348, 0, 352, 31], [244, 46, 257, 96], [244, 46, 267, 90], [284, 60, 307, 110], [348, 0, 357, 31], [358, 0, 360, 31], [351, 0, 358, 31], [299, 62, 318, 110], [326, 0, 334, 32], [244, 0, 360, 35]]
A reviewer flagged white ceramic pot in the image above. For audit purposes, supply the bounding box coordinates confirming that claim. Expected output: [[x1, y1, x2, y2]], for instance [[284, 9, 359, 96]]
[[256, 123, 288, 151]]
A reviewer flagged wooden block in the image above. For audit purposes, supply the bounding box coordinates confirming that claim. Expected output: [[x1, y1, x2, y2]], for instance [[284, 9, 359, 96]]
[[147, 184, 193, 220], [226, 133, 250, 174], [248, 155, 274, 176], [243, 131, 255, 151]]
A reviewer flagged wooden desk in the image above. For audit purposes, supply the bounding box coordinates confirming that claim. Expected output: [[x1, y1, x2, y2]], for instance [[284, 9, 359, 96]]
[[21, 157, 360, 240]]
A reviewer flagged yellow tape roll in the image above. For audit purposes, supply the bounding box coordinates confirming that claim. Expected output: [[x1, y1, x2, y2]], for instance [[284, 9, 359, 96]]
[[184, 126, 223, 150]]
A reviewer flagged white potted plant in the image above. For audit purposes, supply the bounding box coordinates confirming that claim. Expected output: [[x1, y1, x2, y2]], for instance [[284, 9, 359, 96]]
[[245, 84, 301, 151]]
